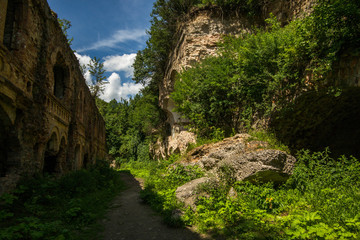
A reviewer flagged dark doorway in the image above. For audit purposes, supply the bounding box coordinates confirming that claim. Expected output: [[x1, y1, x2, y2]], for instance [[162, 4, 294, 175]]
[[0, 107, 20, 177], [43, 154, 57, 174], [43, 133, 58, 174], [74, 145, 80, 169], [0, 134, 8, 177], [53, 66, 66, 99], [83, 153, 89, 168], [3, 0, 15, 49]]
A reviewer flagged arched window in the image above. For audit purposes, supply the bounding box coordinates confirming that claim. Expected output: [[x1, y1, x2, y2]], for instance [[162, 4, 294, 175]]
[[83, 153, 89, 168], [3, 0, 15, 49], [43, 132, 58, 174], [0, 105, 20, 177], [2, 0, 27, 50], [53, 54, 69, 99], [53, 66, 66, 98]]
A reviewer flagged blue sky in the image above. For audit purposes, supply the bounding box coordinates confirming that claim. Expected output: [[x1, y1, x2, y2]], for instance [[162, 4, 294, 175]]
[[47, 0, 156, 101]]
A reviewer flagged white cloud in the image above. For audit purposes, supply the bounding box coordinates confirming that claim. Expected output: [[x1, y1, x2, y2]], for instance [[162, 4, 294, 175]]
[[100, 72, 142, 102], [103, 53, 137, 78], [75, 52, 93, 84], [84, 71, 92, 86], [78, 29, 147, 52], [76, 53, 141, 101], [75, 52, 91, 67]]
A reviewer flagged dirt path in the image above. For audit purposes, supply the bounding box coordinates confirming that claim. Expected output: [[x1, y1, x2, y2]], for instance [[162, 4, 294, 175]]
[[100, 171, 204, 240]]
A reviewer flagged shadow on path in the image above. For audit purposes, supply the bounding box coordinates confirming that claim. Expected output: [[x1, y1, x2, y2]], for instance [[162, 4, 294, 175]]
[[101, 171, 204, 240]]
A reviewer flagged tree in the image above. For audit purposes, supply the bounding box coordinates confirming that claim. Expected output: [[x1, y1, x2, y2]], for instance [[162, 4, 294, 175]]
[[88, 57, 108, 98], [58, 18, 73, 46]]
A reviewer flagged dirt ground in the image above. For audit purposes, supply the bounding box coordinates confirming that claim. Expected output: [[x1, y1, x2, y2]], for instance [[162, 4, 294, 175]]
[[100, 171, 205, 240]]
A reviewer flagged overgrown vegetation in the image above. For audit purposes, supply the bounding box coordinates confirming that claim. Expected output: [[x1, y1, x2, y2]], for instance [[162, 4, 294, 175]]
[[88, 57, 108, 98], [58, 18, 73, 46], [133, 0, 269, 95], [0, 162, 124, 240], [96, 91, 164, 164], [117, 1, 360, 239], [171, 0, 360, 137], [121, 154, 205, 226], [123, 150, 360, 239]]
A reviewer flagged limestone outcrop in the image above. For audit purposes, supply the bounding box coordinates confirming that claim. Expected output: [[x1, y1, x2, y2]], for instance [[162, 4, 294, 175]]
[[0, 0, 106, 194], [157, 0, 316, 158], [174, 134, 296, 208], [182, 134, 296, 184], [175, 177, 214, 210]]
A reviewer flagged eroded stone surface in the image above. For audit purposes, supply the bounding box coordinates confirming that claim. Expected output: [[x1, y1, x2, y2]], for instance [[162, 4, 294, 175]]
[[182, 134, 296, 184], [175, 177, 215, 210], [174, 134, 296, 208]]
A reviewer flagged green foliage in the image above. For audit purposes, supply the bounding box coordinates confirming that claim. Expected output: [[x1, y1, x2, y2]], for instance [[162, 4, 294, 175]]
[[133, 0, 268, 96], [88, 57, 108, 98], [96, 90, 163, 163], [172, 16, 305, 136], [200, 0, 271, 15], [0, 162, 124, 240], [57, 18, 73, 46], [301, 0, 360, 79], [133, 0, 198, 94], [171, 56, 240, 136], [171, 0, 360, 136], [121, 157, 204, 226], [124, 149, 360, 239], [248, 130, 290, 153]]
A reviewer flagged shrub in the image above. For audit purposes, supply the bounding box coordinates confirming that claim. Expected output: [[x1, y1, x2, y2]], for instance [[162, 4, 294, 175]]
[[0, 163, 124, 240]]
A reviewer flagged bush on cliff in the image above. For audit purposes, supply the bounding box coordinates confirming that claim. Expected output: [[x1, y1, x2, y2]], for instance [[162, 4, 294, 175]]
[[171, 0, 360, 137]]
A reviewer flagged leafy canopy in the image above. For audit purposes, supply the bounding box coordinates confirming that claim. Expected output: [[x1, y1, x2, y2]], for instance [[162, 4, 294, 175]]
[[88, 57, 108, 98]]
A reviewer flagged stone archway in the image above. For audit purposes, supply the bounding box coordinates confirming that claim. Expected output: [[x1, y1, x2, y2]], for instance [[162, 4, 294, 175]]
[[53, 54, 69, 99], [3, 0, 15, 49], [2, 0, 28, 50], [43, 132, 59, 174], [0, 105, 20, 177], [83, 153, 89, 168], [57, 137, 67, 172]]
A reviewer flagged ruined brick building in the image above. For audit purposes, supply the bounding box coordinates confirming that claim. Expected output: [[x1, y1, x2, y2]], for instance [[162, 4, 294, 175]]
[[0, 0, 107, 193]]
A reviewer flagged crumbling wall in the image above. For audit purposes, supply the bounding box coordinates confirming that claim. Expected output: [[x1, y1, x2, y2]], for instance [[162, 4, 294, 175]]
[[0, 0, 106, 194]]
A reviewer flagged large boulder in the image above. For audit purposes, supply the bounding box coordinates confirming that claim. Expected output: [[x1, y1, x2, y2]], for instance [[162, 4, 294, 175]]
[[175, 177, 215, 209], [182, 134, 296, 185]]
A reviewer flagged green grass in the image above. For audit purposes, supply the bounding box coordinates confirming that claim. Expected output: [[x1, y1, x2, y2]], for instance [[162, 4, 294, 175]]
[[0, 161, 125, 240], [121, 157, 204, 227], [248, 130, 290, 153], [123, 149, 360, 239]]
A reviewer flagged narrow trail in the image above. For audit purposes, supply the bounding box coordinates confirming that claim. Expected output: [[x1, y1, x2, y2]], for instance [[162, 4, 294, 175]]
[[100, 171, 204, 240]]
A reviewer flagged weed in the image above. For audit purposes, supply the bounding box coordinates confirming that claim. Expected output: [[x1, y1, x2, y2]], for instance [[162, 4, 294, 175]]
[[124, 149, 360, 239], [0, 161, 124, 240]]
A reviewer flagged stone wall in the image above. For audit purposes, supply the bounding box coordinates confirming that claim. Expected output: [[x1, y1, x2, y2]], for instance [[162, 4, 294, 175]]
[[328, 50, 360, 88], [156, 0, 315, 159], [0, 0, 106, 194]]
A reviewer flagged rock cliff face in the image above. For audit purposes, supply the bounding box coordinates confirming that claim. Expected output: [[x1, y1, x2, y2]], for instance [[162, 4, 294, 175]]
[[0, 0, 106, 194], [156, 0, 315, 159]]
